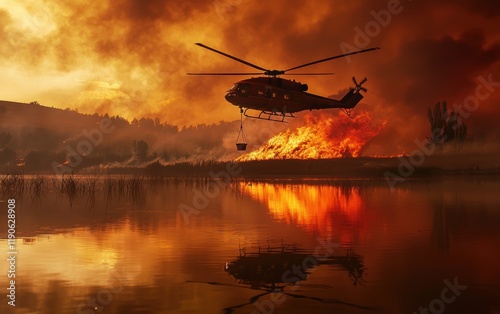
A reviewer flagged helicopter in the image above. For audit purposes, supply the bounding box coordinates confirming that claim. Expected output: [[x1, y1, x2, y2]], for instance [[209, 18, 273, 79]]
[[188, 43, 379, 120], [188, 43, 380, 150]]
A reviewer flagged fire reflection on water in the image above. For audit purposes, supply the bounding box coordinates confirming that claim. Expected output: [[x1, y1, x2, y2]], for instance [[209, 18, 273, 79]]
[[242, 182, 364, 240]]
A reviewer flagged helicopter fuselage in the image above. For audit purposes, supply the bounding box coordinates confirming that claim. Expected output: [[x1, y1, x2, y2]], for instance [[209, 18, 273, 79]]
[[224, 77, 363, 115]]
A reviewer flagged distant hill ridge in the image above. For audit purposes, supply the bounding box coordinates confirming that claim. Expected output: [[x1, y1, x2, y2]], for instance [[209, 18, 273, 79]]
[[0, 100, 102, 131], [0, 99, 241, 172]]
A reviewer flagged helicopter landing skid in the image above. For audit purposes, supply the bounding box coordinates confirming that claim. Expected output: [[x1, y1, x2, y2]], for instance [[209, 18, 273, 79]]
[[243, 108, 295, 123]]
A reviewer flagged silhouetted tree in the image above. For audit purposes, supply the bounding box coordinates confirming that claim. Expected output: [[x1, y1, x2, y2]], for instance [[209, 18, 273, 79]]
[[139, 118, 154, 129], [427, 101, 467, 151], [110, 115, 129, 128], [133, 139, 149, 162]]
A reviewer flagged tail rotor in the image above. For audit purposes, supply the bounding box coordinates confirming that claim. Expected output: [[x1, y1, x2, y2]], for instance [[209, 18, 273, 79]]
[[352, 76, 368, 93]]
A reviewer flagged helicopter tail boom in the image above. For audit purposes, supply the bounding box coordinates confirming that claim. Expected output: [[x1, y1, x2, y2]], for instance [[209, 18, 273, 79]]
[[339, 89, 363, 109]]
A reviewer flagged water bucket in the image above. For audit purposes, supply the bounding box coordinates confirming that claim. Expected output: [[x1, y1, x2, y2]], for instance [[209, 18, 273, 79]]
[[236, 143, 247, 151]]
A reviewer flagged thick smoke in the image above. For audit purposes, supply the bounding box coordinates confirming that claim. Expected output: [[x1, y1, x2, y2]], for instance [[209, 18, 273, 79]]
[[1, 0, 499, 157]]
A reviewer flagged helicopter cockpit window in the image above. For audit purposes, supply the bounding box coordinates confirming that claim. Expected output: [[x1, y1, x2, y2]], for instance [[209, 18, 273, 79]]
[[237, 83, 250, 96], [229, 84, 237, 91]]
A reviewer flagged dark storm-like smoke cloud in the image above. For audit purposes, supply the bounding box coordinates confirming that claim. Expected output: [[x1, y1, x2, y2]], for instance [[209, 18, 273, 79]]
[[2, 0, 500, 158], [371, 28, 500, 144], [375, 29, 500, 109]]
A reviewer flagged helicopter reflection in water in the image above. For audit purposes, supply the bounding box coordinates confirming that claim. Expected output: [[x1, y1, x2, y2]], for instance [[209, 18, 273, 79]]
[[188, 240, 378, 313], [224, 240, 365, 290]]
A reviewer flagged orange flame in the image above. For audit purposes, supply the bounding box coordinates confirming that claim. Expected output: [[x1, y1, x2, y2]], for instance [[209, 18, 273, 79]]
[[238, 111, 386, 161]]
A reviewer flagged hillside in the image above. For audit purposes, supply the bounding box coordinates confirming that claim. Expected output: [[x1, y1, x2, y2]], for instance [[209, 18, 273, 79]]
[[0, 100, 96, 130], [0, 100, 239, 173]]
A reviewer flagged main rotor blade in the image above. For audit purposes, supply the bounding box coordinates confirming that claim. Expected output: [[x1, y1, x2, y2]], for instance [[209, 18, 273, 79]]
[[284, 47, 380, 72], [187, 72, 263, 75], [195, 43, 269, 72], [282, 72, 334, 76]]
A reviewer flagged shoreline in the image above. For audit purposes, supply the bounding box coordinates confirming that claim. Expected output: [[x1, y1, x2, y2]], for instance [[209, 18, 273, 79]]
[[1, 154, 499, 178]]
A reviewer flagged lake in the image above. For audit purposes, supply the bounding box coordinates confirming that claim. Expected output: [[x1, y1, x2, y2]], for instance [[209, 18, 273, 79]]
[[1, 175, 499, 314]]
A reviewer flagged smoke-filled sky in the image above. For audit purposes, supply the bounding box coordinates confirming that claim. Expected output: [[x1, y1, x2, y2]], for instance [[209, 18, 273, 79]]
[[1, 0, 499, 153]]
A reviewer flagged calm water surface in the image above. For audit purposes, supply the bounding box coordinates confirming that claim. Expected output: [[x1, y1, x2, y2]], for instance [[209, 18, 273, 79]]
[[1, 176, 500, 314]]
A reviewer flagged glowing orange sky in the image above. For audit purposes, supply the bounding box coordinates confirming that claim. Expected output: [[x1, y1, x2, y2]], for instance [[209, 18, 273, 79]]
[[1, 0, 499, 152]]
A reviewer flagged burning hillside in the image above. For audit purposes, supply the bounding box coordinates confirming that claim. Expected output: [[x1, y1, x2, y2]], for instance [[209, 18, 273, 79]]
[[237, 111, 386, 161]]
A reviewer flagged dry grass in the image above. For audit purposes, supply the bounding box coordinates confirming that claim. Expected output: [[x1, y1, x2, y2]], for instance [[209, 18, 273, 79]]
[[0, 173, 388, 200]]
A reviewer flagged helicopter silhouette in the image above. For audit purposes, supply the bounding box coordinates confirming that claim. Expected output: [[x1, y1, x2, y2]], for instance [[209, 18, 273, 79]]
[[186, 240, 380, 313], [188, 43, 380, 122]]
